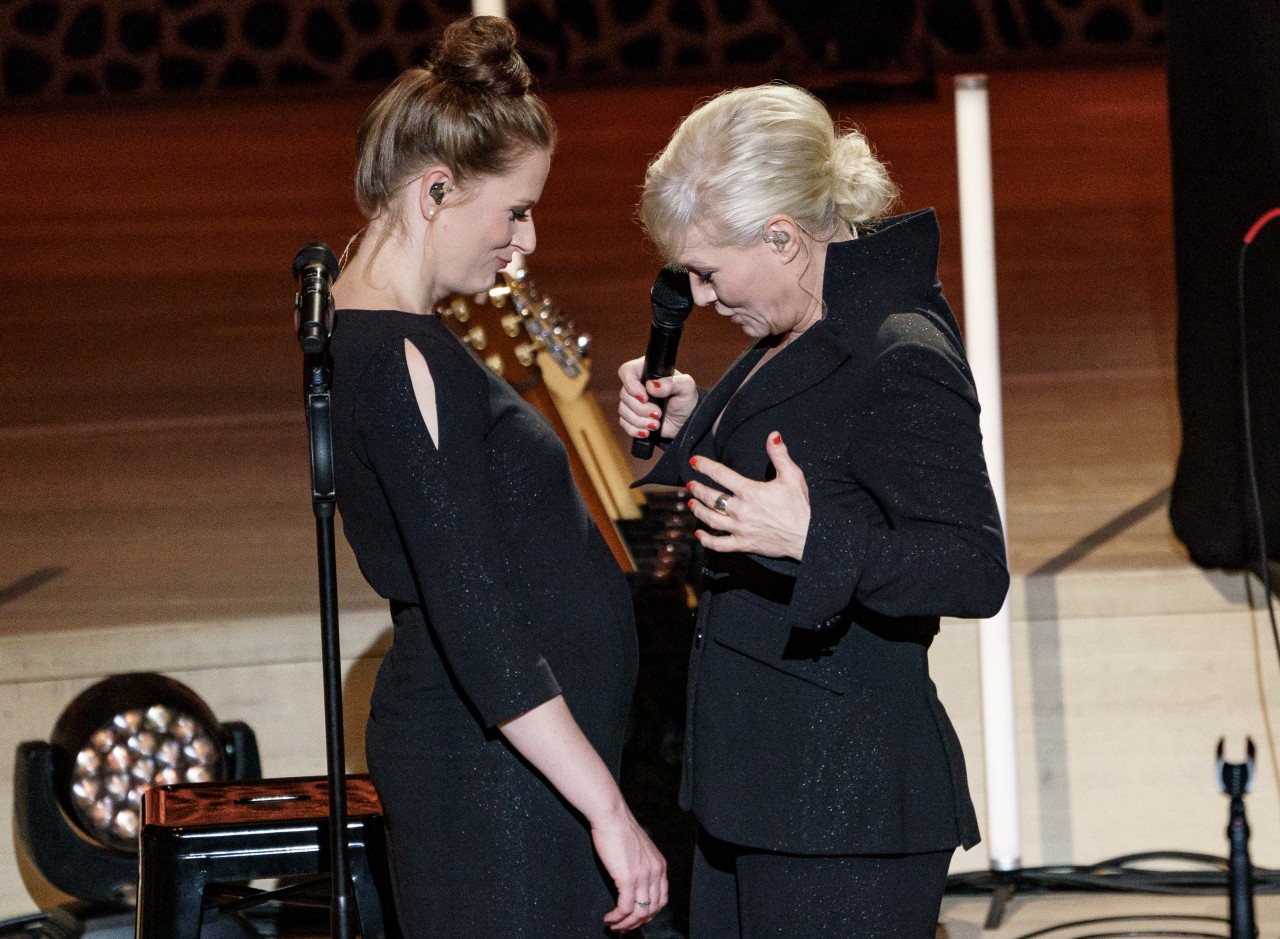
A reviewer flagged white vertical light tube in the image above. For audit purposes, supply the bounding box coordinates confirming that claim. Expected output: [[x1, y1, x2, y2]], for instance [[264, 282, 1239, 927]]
[[954, 73, 1021, 872], [472, 0, 517, 267]]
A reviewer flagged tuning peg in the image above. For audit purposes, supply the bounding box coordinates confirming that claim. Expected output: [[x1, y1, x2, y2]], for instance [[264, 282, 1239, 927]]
[[501, 313, 523, 338], [514, 339, 545, 367], [489, 283, 511, 308]]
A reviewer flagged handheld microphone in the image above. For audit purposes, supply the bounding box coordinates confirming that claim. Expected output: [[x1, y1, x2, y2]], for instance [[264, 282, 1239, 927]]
[[632, 267, 695, 459], [293, 242, 340, 355]]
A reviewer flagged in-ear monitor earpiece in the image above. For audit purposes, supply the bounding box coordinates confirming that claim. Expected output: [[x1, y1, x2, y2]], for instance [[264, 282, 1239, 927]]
[[429, 181, 447, 205]]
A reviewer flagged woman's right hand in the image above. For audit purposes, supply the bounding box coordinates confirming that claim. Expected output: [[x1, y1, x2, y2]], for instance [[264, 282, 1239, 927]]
[[498, 696, 667, 931], [593, 806, 669, 932], [617, 356, 698, 443]]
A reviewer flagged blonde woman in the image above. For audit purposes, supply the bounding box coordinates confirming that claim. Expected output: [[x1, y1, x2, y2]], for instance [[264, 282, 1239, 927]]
[[618, 84, 1008, 938]]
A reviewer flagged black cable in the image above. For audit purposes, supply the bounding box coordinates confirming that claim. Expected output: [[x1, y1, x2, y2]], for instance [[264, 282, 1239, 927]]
[[1010, 914, 1226, 939], [1236, 229, 1279, 657], [1088, 852, 1229, 869], [947, 850, 1280, 895]]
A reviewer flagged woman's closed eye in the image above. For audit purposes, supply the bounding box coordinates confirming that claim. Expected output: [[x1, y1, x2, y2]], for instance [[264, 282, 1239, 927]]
[[510, 208, 532, 222]]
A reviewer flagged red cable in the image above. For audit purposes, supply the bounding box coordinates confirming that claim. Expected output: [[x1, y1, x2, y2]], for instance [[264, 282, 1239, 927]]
[[1243, 207, 1280, 244]]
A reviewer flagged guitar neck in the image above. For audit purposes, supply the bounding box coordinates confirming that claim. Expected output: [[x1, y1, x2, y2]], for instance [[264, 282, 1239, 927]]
[[437, 272, 638, 572]]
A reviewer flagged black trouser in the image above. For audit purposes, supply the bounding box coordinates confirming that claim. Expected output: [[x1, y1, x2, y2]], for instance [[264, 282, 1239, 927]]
[[690, 828, 953, 939]]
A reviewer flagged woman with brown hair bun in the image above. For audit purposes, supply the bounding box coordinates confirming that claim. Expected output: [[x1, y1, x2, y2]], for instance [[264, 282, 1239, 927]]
[[329, 16, 666, 937]]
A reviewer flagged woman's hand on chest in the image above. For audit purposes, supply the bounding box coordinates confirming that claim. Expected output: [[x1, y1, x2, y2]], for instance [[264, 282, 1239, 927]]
[[686, 432, 810, 560]]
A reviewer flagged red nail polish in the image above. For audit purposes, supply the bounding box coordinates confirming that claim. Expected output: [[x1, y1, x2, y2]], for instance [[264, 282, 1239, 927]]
[[771, 432, 781, 444], [689, 457, 698, 468], [687, 499, 695, 509], [638, 430, 648, 438], [635, 394, 646, 402], [685, 482, 693, 490], [650, 410, 661, 419], [647, 421, 659, 430]]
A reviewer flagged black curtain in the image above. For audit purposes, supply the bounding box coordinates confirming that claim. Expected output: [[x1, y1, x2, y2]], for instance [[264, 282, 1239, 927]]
[[1168, 0, 1280, 569]]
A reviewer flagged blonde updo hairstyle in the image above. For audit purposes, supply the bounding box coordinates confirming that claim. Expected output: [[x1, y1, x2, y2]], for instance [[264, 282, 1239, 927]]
[[641, 83, 897, 260], [353, 15, 554, 225]]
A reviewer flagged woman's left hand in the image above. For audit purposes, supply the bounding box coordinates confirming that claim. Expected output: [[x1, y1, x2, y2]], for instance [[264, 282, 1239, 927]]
[[687, 432, 810, 559]]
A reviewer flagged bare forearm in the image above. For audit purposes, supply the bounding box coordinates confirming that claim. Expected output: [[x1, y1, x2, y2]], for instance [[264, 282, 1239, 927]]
[[499, 694, 668, 930], [498, 694, 627, 826]]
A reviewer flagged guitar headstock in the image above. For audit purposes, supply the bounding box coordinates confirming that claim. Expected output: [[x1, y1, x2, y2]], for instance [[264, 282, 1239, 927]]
[[435, 268, 590, 385]]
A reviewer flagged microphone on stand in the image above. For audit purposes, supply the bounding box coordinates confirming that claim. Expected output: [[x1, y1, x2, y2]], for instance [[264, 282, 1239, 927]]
[[291, 237, 355, 939], [632, 267, 695, 459], [293, 242, 339, 355]]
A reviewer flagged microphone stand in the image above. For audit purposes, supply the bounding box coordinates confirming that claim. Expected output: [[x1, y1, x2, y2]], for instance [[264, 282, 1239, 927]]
[[295, 244, 356, 939], [1217, 738, 1257, 939]]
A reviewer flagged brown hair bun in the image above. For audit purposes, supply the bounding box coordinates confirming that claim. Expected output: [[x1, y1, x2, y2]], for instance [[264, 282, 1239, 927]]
[[352, 14, 553, 221], [430, 15, 532, 98]]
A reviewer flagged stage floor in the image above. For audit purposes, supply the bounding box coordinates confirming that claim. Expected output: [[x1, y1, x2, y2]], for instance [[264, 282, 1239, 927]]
[[244, 891, 1280, 938]]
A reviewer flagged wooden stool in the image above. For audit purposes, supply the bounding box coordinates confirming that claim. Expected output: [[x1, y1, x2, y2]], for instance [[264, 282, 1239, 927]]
[[136, 775, 398, 939]]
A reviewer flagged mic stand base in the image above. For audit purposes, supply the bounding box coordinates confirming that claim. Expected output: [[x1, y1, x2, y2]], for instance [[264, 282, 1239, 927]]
[[982, 869, 1018, 931]]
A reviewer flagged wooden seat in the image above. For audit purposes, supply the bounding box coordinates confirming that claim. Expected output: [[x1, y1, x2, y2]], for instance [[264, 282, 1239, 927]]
[[136, 775, 397, 938]]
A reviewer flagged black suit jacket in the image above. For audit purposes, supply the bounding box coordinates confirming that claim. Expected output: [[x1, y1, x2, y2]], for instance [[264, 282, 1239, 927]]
[[638, 208, 1008, 855]]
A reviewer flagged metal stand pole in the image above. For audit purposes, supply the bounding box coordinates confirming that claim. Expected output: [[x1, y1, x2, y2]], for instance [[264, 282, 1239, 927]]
[[295, 243, 355, 939], [1218, 738, 1257, 939]]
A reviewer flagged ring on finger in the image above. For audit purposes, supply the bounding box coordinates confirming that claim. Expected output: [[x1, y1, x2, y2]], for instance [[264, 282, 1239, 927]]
[[712, 493, 729, 514], [636, 900, 650, 908]]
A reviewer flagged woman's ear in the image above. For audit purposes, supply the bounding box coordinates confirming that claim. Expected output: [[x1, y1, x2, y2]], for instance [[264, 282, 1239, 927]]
[[762, 215, 801, 261], [419, 167, 453, 220]]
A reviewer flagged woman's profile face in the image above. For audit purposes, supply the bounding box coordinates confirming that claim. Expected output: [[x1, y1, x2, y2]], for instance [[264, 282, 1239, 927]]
[[675, 225, 802, 340], [432, 147, 551, 297]]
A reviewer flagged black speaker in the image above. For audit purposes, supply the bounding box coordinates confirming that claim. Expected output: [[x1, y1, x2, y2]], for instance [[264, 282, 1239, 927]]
[[1168, 0, 1280, 569]]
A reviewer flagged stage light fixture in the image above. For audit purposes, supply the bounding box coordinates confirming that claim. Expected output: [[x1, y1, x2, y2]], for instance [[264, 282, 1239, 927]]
[[13, 672, 260, 907], [66, 700, 225, 851]]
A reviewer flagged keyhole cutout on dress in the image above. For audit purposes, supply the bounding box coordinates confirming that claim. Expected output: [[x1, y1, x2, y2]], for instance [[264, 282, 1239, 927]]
[[404, 337, 440, 448]]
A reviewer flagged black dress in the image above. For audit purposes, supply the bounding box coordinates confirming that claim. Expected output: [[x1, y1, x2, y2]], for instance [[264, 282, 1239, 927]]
[[330, 308, 639, 939]]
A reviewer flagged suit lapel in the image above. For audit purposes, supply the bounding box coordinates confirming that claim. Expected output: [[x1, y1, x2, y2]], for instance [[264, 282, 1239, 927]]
[[680, 342, 768, 458], [635, 319, 849, 484], [633, 341, 768, 487], [714, 322, 849, 446]]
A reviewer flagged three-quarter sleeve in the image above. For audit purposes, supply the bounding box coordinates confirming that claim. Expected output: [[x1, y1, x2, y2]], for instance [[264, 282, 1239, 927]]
[[785, 316, 1009, 629], [351, 335, 561, 727]]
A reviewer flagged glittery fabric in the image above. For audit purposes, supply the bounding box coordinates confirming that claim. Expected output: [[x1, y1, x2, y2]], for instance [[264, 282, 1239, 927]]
[[692, 829, 953, 939], [330, 308, 638, 938], [637, 208, 1009, 860]]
